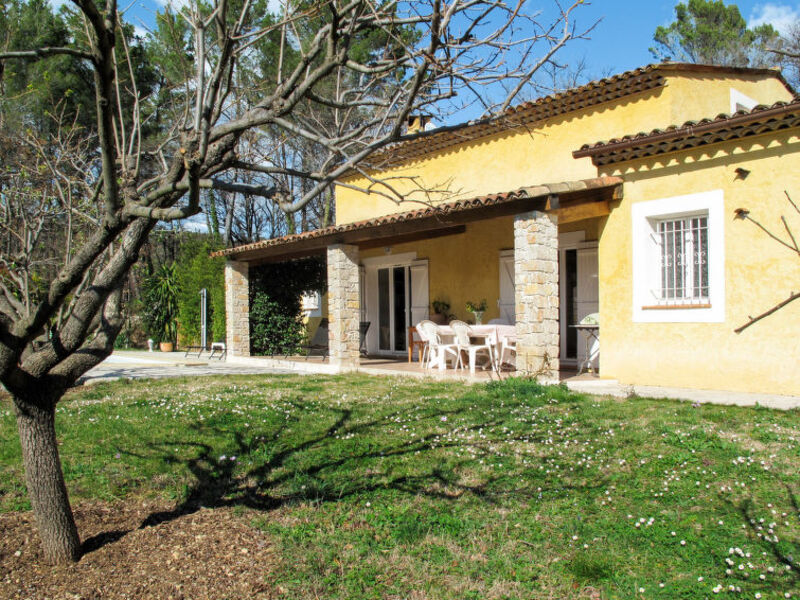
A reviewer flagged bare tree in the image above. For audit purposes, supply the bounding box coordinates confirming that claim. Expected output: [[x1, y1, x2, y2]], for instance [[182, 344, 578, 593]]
[[767, 22, 800, 88], [734, 194, 800, 333], [0, 0, 590, 563]]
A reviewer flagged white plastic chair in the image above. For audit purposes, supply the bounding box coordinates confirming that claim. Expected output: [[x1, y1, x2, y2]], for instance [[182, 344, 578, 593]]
[[420, 321, 459, 370], [498, 336, 516, 370], [450, 320, 494, 374], [414, 320, 434, 368]]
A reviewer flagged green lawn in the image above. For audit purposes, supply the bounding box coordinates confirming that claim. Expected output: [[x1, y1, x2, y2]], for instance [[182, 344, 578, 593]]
[[2, 374, 800, 599]]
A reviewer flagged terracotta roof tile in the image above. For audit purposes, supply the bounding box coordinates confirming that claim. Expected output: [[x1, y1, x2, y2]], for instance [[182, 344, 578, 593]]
[[344, 63, 790, 175], [213, 176, 622, 260], [573, 98, 800, 166]]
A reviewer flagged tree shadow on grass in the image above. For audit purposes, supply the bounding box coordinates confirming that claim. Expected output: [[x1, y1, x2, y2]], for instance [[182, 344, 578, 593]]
[[83, 382, 604, 556], [724, 485, 800, 595]]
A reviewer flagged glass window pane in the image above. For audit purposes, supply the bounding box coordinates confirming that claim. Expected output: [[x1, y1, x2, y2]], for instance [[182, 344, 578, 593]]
[[696, 217, 709, 299], [655, 214, 710, 303], [674, 223, 685, 299], [393, 267, 407, 352], [659, 222, 668, 299], [565, 249, 578, 359]]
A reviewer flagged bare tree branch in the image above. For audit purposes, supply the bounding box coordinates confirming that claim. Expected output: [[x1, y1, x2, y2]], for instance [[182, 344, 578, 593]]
[[735, 291, 800, 334], [0, 47, 95, 62], [735, 192, 800, 333]]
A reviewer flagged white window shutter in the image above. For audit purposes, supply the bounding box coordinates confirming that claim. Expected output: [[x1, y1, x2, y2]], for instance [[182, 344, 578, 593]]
[[359, 266, 366, 321], [409, 260, 429, 326], [499, 252, 515, 323], [576, 248, 599, 308]]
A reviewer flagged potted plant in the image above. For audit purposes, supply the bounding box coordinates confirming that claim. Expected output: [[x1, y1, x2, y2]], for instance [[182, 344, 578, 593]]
[[144, 263, 179, 352], [159, 319, 178, 353], [465, 299, 488, 325], [431, 299, 450, 325]]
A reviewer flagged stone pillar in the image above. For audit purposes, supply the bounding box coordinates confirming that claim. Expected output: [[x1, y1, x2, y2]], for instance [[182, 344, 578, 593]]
[[327, 244, 361, 371], [225, 260, 250, 358], [514, 210, 559, 382]]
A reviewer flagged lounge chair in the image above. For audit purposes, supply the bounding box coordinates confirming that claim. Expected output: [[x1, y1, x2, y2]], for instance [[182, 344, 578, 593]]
[[302, 318, 329, 360], [359, 321, 370, 355]]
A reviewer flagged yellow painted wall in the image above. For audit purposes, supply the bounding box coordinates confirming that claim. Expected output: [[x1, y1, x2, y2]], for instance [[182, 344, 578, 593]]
[[358, 215, 601, 324], [335, 73, 793, 226], [304, 294, 327, 342], [360, 217, 513, 323], [665, 73, 791, 124], [598, 131, 800, 396]]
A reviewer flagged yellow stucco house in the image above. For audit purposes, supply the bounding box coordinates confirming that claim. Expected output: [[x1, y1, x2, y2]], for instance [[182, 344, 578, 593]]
[[218, 63, 800, 396]]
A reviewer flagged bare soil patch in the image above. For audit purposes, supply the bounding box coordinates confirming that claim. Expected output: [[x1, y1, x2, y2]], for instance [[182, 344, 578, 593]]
[[0, 500, 276, 600]]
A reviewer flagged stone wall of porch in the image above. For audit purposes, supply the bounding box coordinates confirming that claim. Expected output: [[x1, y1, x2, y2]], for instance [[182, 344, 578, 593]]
[[225, 260, 250, 358]]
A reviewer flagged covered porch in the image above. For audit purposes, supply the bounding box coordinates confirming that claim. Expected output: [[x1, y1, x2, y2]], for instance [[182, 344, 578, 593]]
[[216, 176, 622, 382]]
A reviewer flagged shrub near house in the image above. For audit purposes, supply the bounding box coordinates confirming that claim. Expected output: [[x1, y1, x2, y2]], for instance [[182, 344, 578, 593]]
[[248, 257, 326, 355]]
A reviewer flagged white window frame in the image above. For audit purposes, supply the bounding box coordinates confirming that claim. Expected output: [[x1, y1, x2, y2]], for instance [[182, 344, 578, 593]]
[[632, 190, 725, 323], [301, 291, 322, 317], [730, 88, 758, 113], [654, 215, 709, 304]]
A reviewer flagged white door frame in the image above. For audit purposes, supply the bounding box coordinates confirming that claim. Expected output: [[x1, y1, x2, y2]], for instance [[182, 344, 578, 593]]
[[558, 232, 598, 366], [362, 252, 420, 356]]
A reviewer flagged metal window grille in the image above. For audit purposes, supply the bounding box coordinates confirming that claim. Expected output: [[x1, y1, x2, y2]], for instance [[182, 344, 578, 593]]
[[656, 216, 708, 303]]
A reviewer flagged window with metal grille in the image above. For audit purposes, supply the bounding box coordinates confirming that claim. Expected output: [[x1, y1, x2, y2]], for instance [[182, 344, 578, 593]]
[[655, 216, 709, 303]]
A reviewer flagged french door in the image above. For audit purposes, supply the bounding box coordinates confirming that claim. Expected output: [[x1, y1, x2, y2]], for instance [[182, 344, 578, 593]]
[[377, 266, 410, 352], [365, 259, 428, 355], [559, 245, 598, 366]]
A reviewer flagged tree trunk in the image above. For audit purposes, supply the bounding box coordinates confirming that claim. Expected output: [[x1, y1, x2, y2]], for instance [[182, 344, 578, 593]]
[[13, 396, 81, 564]]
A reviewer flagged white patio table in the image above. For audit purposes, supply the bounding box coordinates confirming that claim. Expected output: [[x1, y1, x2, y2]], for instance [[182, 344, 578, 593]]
[[430, 324, 516, 370]]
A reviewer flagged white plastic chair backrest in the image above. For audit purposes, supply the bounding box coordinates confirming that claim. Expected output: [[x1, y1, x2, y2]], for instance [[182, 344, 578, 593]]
[[449, 320, 471, 346], [419, 320, 441, 345], [416, 320, 434, 343], [488, 318, 509, 325]]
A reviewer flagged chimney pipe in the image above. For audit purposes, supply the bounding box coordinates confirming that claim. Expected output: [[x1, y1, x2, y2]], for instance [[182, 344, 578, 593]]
[[406, 114, 432, 134]]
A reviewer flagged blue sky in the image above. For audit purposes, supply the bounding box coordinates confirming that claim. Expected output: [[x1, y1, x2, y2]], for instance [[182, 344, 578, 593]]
[[552, 1, 800, 79]]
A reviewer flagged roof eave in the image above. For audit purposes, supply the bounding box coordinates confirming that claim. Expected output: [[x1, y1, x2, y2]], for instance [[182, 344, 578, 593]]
[[573, 100, 800, 167], [339, 64, 793, 178], [214, 177, 623, 264]]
